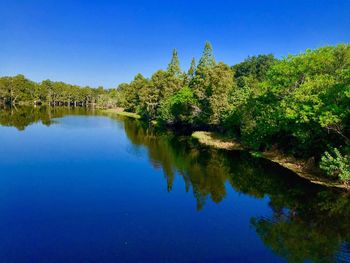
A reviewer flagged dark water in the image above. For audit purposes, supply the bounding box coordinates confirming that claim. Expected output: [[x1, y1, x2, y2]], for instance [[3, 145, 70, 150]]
[[1, 107, 350, 263]]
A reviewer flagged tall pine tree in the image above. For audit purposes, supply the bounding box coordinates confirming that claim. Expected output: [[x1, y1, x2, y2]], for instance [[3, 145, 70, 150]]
[[197, 41, 216, 73], [167, 49, 181, 76], [188, 57, 196, 78], [189, 42, 216, 104]]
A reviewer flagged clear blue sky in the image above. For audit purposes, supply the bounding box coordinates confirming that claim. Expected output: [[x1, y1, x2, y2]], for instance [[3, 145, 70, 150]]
[[1, 0, 349, 88]]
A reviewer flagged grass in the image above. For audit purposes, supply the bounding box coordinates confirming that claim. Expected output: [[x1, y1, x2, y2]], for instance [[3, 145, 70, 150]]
[[191, 131, 242, 150], [102, 108, 141, 119]]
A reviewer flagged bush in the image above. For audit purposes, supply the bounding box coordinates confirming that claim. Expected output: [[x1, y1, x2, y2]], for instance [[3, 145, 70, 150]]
[[320, 148, 350, 183]]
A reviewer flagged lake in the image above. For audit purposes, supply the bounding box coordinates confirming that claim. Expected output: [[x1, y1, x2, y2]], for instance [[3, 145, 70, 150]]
[[0, 107, 350, 263]]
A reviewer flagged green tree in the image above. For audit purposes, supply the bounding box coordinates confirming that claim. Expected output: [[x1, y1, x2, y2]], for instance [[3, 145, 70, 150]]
[[138, 70, 165, 119], [189, 42, 217, 124], [187, 57, 196, 78], [158, 86, 199, 125], [197, 41, 216, 71], [233, 54, 276, 84], [167, 49, 181, 76]]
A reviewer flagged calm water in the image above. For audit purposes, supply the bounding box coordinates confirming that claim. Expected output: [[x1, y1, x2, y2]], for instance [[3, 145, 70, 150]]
[[1, 107, 350, 263]]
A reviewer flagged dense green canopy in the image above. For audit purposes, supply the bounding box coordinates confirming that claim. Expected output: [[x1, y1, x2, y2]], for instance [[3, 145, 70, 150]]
[[1, 42, 349, 182], [115, 43, 350, 183]]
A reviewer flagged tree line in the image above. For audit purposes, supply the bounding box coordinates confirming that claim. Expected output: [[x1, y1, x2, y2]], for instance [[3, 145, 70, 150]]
[[1, 42, 349, 183], [116, 42, 350, 184], [0, 75, 119, 107]]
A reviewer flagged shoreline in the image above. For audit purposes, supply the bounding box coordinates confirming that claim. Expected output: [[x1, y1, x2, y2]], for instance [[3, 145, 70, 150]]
[[192, 131, 346, 190], [101, 109, 346, 190]]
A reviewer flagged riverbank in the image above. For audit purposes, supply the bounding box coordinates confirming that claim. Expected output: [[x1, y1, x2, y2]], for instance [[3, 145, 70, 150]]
[[192, 131, 347, 190], [101, 110, 346, 190]]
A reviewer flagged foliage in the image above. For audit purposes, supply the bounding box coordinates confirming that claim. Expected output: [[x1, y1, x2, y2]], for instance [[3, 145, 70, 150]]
[[1, 42, 349, 181], [167, 49, 181, 76], [187, 57, 196, 78], [320, 148, 350, 183], [197, 41, 216, 70], [190, 41, 216, 104], [158, 86, 198, 125], [233, 54, 276, 84], [0, 75, 114, 107], [224, 44, 350, 159]]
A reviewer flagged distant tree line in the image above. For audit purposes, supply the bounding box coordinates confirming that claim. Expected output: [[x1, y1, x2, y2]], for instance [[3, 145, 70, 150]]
[[0, 75, 119, 108]]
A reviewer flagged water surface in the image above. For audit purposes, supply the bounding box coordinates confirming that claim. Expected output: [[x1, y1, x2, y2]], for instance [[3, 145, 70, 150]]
[[1, 107, 350, 262]]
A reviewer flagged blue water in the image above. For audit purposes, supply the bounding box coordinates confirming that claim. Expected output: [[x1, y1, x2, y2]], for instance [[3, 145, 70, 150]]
[[0, 112, 349, 262]]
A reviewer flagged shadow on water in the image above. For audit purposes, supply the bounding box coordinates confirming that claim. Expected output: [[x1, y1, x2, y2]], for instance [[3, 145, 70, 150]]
[[1, 106, 350, 262], [121, 117, 350, 263]]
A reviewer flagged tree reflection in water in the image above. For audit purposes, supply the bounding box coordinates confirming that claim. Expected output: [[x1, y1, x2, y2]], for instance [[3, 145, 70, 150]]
[[1, 107, 350, 262], [0, 106, 97, 130], [122, 118, 350, 263]]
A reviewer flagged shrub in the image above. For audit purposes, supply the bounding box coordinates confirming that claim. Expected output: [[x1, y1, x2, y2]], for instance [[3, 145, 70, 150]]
[[320, 148, 350, 183]]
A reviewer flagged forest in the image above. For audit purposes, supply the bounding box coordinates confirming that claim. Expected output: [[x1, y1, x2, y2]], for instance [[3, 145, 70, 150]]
[[0, 75, 118, 108], [1, 43, 349, 184]]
